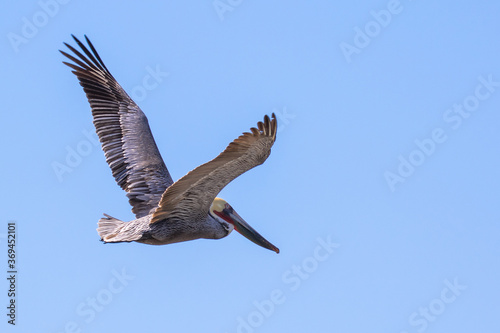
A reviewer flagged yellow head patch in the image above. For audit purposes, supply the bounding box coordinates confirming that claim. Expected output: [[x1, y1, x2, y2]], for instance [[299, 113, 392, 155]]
[[210, 197, 227, 215]]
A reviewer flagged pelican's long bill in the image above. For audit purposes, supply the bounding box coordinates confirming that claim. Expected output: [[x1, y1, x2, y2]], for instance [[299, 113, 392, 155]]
[[221, 208, 279, 254]]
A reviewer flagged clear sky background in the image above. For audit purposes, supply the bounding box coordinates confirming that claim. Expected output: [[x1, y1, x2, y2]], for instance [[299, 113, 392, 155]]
[[1, 1, 499, 332]]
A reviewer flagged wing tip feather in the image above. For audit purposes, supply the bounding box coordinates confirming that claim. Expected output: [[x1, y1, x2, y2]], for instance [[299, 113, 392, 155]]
[[256, 113, 277, 141]]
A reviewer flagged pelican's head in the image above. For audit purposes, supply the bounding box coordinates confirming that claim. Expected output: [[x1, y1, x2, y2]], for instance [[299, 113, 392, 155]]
[[209, 198, 279, 253]]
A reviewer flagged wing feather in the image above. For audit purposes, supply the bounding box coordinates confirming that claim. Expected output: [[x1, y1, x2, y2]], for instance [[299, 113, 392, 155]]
[[151, 114, 277, 224], [61, 35, 173, 218]]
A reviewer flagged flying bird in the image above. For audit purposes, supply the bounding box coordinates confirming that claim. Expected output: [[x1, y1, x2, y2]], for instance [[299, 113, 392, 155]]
[[61, 35, 279, 253]]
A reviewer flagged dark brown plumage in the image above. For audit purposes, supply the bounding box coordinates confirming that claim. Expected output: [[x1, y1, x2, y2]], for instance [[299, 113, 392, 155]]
[[60, 35, 172, 218]]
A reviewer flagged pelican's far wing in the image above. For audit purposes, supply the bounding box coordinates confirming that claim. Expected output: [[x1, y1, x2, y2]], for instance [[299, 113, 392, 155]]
[[151, 114, 277, 224], [61, 35, 173, 218]]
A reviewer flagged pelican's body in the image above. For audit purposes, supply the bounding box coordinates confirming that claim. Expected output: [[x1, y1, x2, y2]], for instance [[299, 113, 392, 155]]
[[98, 213, 227, 246], [61, 36, 279, 253]]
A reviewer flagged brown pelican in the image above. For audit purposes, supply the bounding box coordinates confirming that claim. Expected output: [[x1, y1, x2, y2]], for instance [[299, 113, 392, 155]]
[[61, 35, 279, 253]]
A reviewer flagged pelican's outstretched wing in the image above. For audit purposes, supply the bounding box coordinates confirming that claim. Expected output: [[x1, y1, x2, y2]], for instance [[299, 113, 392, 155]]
[[61, 35, 173, 218], [151, 114, 277, 224]]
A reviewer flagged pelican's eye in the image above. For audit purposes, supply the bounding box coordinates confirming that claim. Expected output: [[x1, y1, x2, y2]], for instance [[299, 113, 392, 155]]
[[223, 203, 234, 214]]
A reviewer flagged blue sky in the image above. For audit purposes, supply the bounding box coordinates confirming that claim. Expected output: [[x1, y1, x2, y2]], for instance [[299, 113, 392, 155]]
[[1, 1, 500, 332]]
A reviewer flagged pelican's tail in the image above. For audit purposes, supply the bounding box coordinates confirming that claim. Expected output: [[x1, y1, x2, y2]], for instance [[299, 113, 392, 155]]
[[97, 213, 146, 243], [97, 214, 140, 243], [97, 214, 125, 242]]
